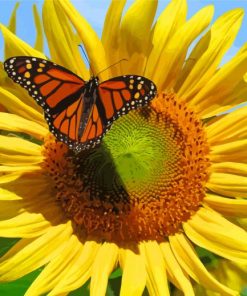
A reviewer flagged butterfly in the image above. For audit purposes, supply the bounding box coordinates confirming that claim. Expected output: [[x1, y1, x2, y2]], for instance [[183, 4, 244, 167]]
[[4, 56, 157, 152]]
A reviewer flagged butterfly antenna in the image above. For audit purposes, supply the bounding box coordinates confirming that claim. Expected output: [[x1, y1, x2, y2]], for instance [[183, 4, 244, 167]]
[[78, 44, 94, 75], [96, 59, 128, 76]]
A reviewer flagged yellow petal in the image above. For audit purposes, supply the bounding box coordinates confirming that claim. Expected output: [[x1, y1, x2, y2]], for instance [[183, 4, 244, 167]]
[[0, 87, 44, 125], [0, 188, 22, 200], [209, 260, 247, 294], [0, 165, 41, 173], [0, 178, 51, 229], [42, 0, 89, 79], [154, 5, 214, 91], [0, 189, 63, 229], [184, 219, 247, 264], [0, 113, 47, 140], [139, 241, 170, 296], [122, 52, 146, 76], [206, 105, 247, 144], [210, 162, 247, 176], [145, 0, 187, 79], [188, 208, 247, 251], [189, 44, 247, 117], [0, 173, 48, 196], [121, 0, 157, 54], [0, 212, 52, 238], [119, 246, 146, 296], [169, 233, 238, 295], [0, 188, 59, 219], [0, 24, 45, 60], [229, 78, 247, 108], [49, 240, 100, 296], [160, 242, 194, 296], [239, 218, 247, 231], [90, 242, 119, 296], [0, 135, 42, 156], [8, 2, 19, 33], [33, 4, 44, 52], [25, 235, 82, 296], [207, 172, 247, 198], [0, 172, 23, 184], [102, 0, 127, 76], [0, 199, 23, 219], [184, 224, 247, 264], [57, 0, 107, 81], [120, 0, 157, 75], [210, 139, 247, 163], [4, 84, 42, 114], [0, 222, 73, 281], [0, 153, 43, 166], [204, 193, 247, 217], [177, 9, 244, 101]]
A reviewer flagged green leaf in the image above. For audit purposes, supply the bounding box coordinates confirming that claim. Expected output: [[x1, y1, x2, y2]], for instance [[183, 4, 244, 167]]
[[69, 280, 90, 296], [68, 277, 122, 296], [0, 238, 43, 296], [0, 130, 42, 145], [109, 268, 122, 279], [0, 237, 20, 257], [241, 287, 247, 296], [107, 276, 121, 296], [0, 268, 42, 296], [106, 282, 116, 296], [195, 246, 219, 268]]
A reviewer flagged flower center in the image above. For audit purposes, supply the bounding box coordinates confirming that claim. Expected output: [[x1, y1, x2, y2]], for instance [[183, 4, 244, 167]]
[[43, 92, 210, 242]]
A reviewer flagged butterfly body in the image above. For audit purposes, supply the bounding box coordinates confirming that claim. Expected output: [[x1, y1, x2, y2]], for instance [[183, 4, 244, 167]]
[[4, 56, 157, 152], [76, 77, 99, 141]]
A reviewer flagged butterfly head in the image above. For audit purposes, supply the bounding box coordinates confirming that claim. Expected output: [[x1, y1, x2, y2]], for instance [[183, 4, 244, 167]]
[[88, 76, 99, 88]]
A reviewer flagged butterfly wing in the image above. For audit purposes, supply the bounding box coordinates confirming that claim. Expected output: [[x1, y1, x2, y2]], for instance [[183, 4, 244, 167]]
[[97, 75, 157, 126], [4, 56, 94, 150]]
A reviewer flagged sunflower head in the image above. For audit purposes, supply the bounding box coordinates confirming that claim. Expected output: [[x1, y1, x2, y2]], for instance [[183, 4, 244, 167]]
[[42, 91, 210, 243]]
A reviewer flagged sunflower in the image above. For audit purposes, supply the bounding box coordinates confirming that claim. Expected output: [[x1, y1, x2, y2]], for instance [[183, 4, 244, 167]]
[[0, 0, 247, 295]]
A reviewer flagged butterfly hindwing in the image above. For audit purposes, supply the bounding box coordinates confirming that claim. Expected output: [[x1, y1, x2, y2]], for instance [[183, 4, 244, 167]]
[[98, 75, 157, 126]]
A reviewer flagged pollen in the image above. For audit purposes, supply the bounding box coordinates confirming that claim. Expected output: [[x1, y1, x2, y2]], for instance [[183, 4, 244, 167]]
[[42, 92, 210, 243]]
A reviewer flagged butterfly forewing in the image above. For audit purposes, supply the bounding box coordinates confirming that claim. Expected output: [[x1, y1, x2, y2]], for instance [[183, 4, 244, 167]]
[[4, 57, 84, 110], [98, 75, 156, 126]]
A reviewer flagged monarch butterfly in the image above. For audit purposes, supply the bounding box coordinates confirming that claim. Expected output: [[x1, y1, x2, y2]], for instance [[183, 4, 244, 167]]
[[4, 56, 157, 152]]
